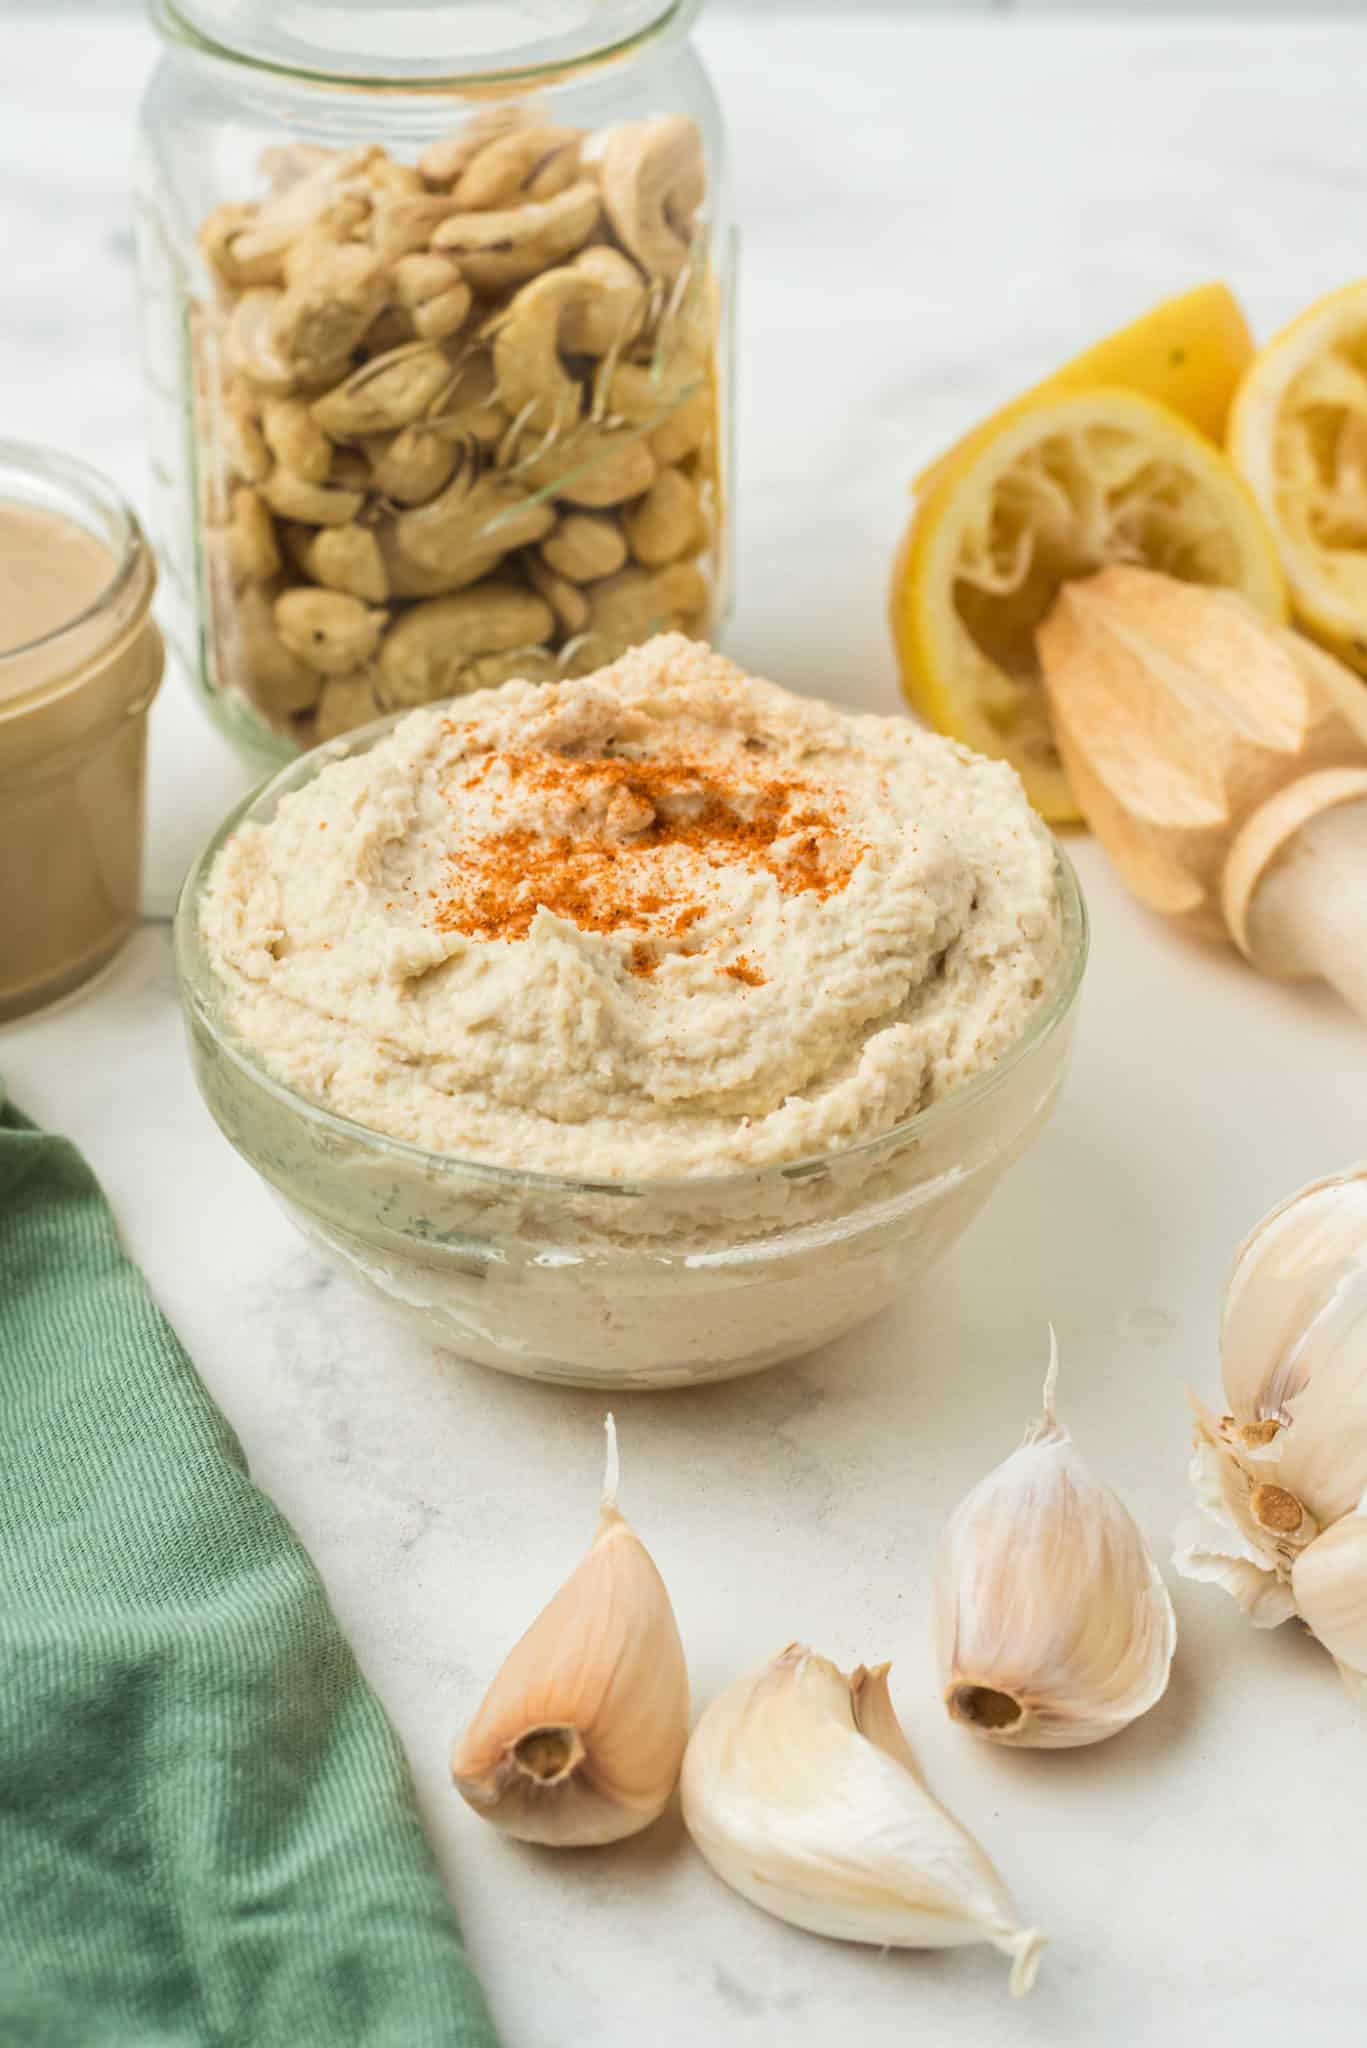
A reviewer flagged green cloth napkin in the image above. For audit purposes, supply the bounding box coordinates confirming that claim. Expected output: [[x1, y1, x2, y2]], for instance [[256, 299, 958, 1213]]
[[0, 1090, 501, 2048]]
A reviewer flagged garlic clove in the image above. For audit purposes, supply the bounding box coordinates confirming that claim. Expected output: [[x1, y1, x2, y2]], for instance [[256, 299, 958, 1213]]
[[1178, 1167, 1367, 1662], [1220, 1166, 1367, 1528], [680, 1644, 1045, 1995], [1291, 1496, 1367, 1698], [934, 1332, 1176, 1748], [451, 1416, 688, 1847]]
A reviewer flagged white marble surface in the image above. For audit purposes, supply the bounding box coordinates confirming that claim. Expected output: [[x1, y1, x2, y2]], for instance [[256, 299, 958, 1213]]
[[5, 9, 1367, 2043]]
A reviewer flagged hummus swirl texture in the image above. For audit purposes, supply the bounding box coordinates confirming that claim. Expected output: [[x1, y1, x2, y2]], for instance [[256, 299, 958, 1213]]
[[202, 636, 1063, 1179]]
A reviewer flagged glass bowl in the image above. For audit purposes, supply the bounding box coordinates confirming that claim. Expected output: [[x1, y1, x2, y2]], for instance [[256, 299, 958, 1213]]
[[175, 719, 1088, 1389]]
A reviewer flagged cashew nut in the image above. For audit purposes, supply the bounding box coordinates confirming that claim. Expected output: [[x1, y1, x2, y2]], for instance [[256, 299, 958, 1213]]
[[226, 487, 281, 583], [228, 290, 304, 394], [513, 423, 656, 508], [369, 192, 465, 259], [491, 268, 594, 431], [221, 385, 271, 482], [424, 349, 507, 445], [583, 561, 707, 647], [364, 426, 457, 506], [280, 222, 351, 289], [274, 588, 387, 676], [260, 468, 366, 526], [199, 203, 256, 287], [539, 513, 628, 583], [314, 675, 384, 743], [598, 115, 705, 280], [385, 470, 556, 595], [418, 105, 531, 189], [228, 582, 321, 715], [623, 466, 701, 566], [378, 584, 554, 705], [451, 125, 583, 210], [271, 244, 389, 377], [393, 253, 473, 342], [432, 181, 600, 294], [311, 342, 453, 438], [526, 554, 590, 635], [330, 448, 371, 492], [368, 157, 426, 199], [461, 647, 559, 690], [490, 252, 651, 433], [261, 396, 333, 483], [227, 198, 368, 287], [361, 307, 417, 357], [555, 633, 616, 679], [222, 155, 375, 286], [294, 523, 389, 603], [648, 381, 712, 464], [600, 354, 702, 429], [203, 172, 370, 291], [559, 247, 648, 355]]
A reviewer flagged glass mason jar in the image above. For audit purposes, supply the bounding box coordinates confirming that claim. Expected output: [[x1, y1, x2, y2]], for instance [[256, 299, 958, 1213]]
[[0, 443, 162, 1021], [135, 1, 733, 763]]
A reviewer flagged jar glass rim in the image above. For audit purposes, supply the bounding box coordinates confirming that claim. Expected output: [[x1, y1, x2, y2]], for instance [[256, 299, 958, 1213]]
[[0, 441, 144, 672], [148, 0, 700, 91]]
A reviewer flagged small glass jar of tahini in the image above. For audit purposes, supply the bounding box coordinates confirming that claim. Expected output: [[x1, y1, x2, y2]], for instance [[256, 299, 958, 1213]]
[[0, 443, 163, 1021]]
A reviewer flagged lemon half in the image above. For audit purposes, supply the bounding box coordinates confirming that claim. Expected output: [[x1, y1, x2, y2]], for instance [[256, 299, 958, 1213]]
[[1229, 280, 1367, 673], [893, 386, 1287, 819], [917, 283, 1255, 499]]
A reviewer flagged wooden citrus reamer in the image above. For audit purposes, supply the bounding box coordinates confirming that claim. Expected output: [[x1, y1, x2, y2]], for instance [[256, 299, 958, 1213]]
[[1036, 565, 1367, 1022]]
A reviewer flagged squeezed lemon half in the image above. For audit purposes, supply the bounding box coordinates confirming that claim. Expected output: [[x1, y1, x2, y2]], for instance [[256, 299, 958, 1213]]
[[917, 283, 1255, 499], [1229, 280, 1367, 674], [892, 385, 1286, 820]]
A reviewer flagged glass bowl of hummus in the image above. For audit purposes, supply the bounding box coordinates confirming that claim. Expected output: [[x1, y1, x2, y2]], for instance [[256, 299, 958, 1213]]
[[176, 637, 1087, 1389]]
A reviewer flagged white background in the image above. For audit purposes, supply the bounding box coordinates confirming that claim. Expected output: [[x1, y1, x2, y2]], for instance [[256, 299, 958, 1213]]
[[4, 6, 1367, 2045]]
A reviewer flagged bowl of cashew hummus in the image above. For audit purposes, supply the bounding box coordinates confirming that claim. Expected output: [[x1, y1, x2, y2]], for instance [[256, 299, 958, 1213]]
[[178, 635, 1086, 1387]]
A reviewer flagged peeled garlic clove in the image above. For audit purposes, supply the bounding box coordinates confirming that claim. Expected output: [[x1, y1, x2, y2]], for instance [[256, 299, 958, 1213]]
[[935, 1331, 1176, 1748], [451, 1417, 688, 1847], [680, 1644, 1045, 1996], [1292, 1496, 1367, 1698]]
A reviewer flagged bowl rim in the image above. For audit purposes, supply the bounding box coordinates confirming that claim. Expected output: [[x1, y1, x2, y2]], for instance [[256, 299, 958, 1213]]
[[175, 707, 1089, 1200]]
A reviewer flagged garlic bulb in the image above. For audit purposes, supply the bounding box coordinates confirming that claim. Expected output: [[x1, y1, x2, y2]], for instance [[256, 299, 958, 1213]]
[[1291, 1495, 1367, 1700], [1176, 1167, 1367, 1689], [934, 1332, 1176, 1747], [451, 1416, 688, 1846], [680, 1644, 1046, 1996]]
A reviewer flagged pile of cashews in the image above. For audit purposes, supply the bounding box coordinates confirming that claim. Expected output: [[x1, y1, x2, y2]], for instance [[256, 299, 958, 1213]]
[[195, 103, 720, 746]]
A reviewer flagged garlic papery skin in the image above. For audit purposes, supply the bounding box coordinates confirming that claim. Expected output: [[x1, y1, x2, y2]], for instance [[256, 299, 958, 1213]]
[[1172, 1398, 1318, 1630], [1291, 1497, 1367, 1701], [451, 1417, 688, 1847], [1176, 1167, 1367, 1654], [934, 1334, 1176, 1748], [680, 1644, 1046, 1996]]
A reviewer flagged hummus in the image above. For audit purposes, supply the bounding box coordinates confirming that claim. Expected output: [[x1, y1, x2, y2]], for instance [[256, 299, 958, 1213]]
[[201, 635, 1063, 1182]]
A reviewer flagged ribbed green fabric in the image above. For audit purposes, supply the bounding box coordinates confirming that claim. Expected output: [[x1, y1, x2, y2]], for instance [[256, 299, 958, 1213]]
[[0, 1090, 501, 2048]]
